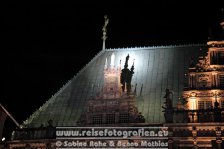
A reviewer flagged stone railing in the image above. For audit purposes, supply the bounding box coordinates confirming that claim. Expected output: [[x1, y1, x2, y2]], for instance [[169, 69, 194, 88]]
[[186, 108, 224, 123], [164, 108, 224, 123]]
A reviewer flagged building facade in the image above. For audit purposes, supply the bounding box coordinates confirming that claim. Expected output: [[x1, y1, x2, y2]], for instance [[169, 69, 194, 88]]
[[2, 12, 224, 149], [164, 40, 224, 148]]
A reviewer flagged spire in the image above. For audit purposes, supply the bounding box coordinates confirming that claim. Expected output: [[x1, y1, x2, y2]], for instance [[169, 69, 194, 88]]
[[131, 59, 135, 72], [104, 58, 108, 69], [110, 53, 115, 67], [102, 15, 109, 50]]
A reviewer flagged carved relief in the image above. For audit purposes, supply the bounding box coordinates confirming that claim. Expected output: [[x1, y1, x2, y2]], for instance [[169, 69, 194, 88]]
[[196, 74, 211, 88], [183, 90, 224, 98]]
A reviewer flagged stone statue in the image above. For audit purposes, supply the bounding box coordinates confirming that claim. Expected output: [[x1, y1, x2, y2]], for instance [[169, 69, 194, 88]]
[[162, 89, 174, 123], [102, 15, 109, 33], [120, 54, 134, 94], [102, 15, 109, 50], [163, 89, 173, 109]]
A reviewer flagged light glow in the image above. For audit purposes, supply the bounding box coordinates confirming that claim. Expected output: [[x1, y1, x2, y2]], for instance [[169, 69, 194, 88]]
[[104, 58, 107, 69], [110, 53, 115, 67], [189, 97, 196, 110]]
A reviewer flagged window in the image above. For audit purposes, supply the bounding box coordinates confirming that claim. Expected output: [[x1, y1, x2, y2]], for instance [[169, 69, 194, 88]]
[[221, 100, 224, 108], [219, 75, 224, 88], [119, 113, 129, 123], [197, 101, 212, 109], [92, 115, 102, 124], [106, 114, 115, 124], [198, 101, 204, 109], [205, 101, 212, 109], [210, 51, 224, 65], [217, 52, 224, 65]]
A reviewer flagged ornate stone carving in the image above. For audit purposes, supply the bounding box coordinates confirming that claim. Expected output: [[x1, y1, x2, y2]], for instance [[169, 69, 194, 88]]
[[196, 56, 210, 71]]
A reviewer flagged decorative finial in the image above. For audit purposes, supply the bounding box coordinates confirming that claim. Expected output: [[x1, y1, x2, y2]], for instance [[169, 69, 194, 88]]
[[131, 59, 134, 72], [102, 15, 109, 33], [132, 59, 135, 68], [102, 15, 109, 50]]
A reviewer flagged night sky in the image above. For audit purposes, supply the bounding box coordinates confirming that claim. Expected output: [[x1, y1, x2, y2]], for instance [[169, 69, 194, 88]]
[[1, 3, 224, 139]]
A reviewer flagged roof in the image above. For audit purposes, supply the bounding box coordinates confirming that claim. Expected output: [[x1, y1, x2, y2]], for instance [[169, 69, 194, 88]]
[[22, 44, 206, 127]]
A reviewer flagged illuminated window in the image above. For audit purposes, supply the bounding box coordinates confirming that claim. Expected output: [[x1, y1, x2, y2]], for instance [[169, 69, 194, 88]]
[[119, 113, 129, 123], [92, 115, 102, 124], [106, 114, 115, 124], [198, 101, 212, 109]]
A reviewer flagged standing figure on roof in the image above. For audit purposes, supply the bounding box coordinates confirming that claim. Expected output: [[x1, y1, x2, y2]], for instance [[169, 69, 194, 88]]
[[120, 54, 134, 94], [102, 15, 109, 50], [163, 89, 173, 109], [162, 88, 174, 123], [102, 15, 109, 35]]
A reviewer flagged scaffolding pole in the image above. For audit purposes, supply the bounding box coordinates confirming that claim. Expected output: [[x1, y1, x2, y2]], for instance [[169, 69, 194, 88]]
[[0, 104, 20, 128]]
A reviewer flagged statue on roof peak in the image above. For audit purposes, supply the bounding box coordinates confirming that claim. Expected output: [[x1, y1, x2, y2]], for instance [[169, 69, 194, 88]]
[[102, 15, 109, 33], [102, 15, 109, 50]]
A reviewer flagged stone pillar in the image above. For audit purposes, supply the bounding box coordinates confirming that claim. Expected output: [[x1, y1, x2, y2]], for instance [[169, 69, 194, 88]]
[[216, 140, 222, 149], [215, 74, 219, 88], [164, 108, 174, 123], [168, 138, 173, 149], [210, 50, 214, 64], [102, 37, 106, 50], [215, 126, 222, 149], [168, 127, 173, 149], [189, 74, 192, 88], [212, 73, 216, 88], [189, 74, 195, 89], [192, 126, 198, 149], [192, 74, 196, 89]]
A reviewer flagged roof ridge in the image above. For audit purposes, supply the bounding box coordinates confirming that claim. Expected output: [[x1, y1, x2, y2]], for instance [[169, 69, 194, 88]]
[[72, 49, 105, 79], [106, 43, 206, 51], [21, 49, 105, 127]]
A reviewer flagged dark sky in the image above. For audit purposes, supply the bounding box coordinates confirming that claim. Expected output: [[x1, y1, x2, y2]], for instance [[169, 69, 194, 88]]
[[1, 3, 224, 138]]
